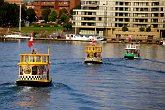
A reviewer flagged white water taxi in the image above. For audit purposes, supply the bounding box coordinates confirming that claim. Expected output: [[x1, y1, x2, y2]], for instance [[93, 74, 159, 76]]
[[16, 48, 52, 87]]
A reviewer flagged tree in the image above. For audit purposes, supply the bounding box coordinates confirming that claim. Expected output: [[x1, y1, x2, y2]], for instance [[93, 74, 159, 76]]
[[58, 8, 68, 18], [70, 5, 81, 16], [48, 10, 57, 22], [41, 7, 51, 21], [146, 26, 151, 32], [0, 3, 19, 27], [26, 8, 36, 23], [63, 22, 72, 30], [139, 27, 145, 32], [59, 13, 69, 23], [122, 25, 128, 31], [0, 0, 4, 5]]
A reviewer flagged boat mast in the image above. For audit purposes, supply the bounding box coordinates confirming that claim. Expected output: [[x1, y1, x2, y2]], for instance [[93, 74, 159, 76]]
[[19, 3, 21, 33]]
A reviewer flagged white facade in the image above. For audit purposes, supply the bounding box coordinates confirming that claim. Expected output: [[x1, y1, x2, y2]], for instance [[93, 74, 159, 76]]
[[72, 0, 165, 39]]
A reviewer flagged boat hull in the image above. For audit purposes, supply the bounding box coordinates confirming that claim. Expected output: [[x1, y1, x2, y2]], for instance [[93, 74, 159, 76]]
[[16, 80, 52, 87], [124, 54, 139, 59], [84, 60, 102, 64]]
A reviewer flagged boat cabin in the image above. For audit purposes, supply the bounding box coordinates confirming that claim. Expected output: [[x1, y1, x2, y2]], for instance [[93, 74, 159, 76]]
[[16, 52, 52, 87], [84, 45, 102, 64], [124, 43, 140, 59]]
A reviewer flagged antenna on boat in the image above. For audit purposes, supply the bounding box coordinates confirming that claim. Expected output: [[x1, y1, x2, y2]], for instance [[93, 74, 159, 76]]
[[19, 2, 21, 32], [48, 46, 50, 54]]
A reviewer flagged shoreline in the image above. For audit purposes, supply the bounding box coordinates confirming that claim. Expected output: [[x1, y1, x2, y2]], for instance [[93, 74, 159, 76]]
[[0, 36, 162, 44]]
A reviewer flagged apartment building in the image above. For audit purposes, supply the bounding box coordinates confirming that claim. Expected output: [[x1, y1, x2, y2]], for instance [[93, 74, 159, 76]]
[[72, 0, 165, 42], [4, 0, 23, 5], [32, 0, 80, 19]]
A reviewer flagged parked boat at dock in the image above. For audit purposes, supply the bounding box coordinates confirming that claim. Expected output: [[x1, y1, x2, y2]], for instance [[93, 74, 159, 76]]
[[16, 48, 52, 87], [66, 34, 106, 42], [124, 42, 140, 59], [4, 34, 30, 39]]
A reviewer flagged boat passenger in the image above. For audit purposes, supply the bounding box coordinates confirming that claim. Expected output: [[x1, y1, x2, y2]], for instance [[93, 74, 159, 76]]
[[32, 49, 37, 54]]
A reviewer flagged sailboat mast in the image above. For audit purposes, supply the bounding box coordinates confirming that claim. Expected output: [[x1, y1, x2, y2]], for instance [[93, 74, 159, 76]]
[[19, 3, 21, 32]]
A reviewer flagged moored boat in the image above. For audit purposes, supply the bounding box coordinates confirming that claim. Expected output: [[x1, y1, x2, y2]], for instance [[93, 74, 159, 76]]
[[16, 48, 52, 87], [84, 43, 102, 64], [124, 42, 140, 59]]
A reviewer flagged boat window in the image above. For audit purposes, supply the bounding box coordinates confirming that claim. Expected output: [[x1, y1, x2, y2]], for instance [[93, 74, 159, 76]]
[[32, 66, 37, 75], [20, 56, 24, 62], [42, 56, 47, 62], [30, 56, 34, 62], [36, 56, 41, 62], [87, 53, 90, 58], [19, 66, 23, 75], [38, 66, 43, 75], [25, 56, 28, 62], [94, 53, 97, 57]]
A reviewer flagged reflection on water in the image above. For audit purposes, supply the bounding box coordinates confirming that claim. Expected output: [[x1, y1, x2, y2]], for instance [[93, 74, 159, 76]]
[[16, 87, 50, 109]]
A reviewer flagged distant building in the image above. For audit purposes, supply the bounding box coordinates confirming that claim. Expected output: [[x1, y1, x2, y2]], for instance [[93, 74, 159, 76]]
[[72, 0, 165, 42], [32, 0, 80, 19], [4, 0, 23, 5]]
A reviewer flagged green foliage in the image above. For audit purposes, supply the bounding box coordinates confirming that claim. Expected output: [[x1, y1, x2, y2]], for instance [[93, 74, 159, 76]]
[[70, 5, 81, 16], [59, 13, 69, 23], [0, 0, 4, 5], [63, 22, 72, 30], [58, 8, 68, 18], [122, 25, 128, 31], [41, 7, 51, 21], [139, 27, 145, 31], [26, 8, 36, 23], [48, 10, 57, 22], [0, 3, 19, 27], [32, 22, 57, 27], [146, 26, 151, 32]]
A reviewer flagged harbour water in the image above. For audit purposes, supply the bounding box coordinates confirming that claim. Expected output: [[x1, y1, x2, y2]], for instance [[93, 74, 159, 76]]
[[0, 40, 165, 110]]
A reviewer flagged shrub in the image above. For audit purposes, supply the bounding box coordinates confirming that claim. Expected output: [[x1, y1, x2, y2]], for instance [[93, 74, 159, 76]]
[[139, 27, 145, 31], [122, 25, 128, 31], [146, 26, 151, 32]]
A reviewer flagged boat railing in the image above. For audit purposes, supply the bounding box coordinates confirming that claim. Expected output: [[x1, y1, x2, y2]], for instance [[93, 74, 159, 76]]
[[85, 46, 102, 53], [18, 75, 48, 80], [85, 57, 102, 61], [126, 43, 140, 49], [19, 54, 49, 64]]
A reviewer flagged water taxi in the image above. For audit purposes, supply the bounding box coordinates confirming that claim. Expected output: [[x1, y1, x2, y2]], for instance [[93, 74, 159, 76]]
[[16, 48, 52, 87], [84, 45, 102, 64], [124, 43, 140, 59]]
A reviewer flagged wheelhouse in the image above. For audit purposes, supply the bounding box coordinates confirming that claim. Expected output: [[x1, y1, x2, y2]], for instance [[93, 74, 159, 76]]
[[124, 43, 140, 59], [84, 45, 102, 64], [16, 53, 52, 87]]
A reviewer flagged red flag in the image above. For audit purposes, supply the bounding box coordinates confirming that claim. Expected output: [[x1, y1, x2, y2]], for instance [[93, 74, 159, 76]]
[[92, 36, 96, 43], [28, 36, 33, 47], [128, 35, 133, 41]]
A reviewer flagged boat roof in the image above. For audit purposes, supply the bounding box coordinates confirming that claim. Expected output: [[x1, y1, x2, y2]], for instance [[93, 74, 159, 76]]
[[125, 43, 140, 50], [20, 53, 49, 56], [85, 45, 102, 53]]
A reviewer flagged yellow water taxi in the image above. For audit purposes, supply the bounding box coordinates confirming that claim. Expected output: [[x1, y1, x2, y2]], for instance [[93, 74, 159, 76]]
[[84, 45, 102, 64], [16, 48, 52, 87]]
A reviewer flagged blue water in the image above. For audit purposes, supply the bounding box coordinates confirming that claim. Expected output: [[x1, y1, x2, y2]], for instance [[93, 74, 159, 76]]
[[0, 40, 165, 110]]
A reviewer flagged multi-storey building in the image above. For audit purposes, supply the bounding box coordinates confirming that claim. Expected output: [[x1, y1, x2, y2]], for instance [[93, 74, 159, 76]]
[[72, 0, 165, 42], [4, 0, 23, 5], [32, 0, 80, 19]]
